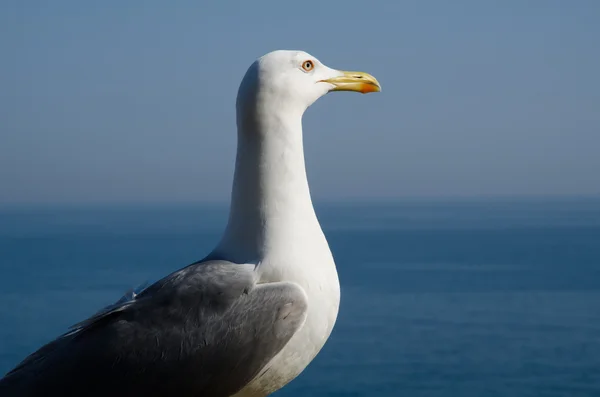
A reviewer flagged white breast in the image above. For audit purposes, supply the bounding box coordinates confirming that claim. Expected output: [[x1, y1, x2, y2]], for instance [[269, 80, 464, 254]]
[[233, 226, 341, 397]]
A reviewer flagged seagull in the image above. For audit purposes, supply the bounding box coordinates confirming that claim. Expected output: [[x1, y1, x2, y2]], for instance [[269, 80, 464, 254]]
[[0, 50, 381, 397]]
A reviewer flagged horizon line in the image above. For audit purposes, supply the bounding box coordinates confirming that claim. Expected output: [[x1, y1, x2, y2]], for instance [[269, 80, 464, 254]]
[[1, 194, 600, 210]]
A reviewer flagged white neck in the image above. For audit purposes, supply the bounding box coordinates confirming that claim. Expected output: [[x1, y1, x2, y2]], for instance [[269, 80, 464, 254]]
[[215, 104, 320, 262]]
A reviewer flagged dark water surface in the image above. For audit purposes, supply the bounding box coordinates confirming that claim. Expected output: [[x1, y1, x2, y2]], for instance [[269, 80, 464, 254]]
[[1, 200, 600, 396]]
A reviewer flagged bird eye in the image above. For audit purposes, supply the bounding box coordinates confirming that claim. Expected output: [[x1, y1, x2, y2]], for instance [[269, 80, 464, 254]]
[[302, 60, 314, 72]]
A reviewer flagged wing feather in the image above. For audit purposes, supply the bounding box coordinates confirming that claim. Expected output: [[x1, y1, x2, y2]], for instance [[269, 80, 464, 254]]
[[0, 260, 307, 397]]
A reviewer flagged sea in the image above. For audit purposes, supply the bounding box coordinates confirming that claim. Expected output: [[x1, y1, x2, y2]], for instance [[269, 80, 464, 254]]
[[0, 199, 599, 396]]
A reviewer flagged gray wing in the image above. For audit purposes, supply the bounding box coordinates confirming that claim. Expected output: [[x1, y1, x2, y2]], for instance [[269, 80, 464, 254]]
[[0, 260, 308, 397]]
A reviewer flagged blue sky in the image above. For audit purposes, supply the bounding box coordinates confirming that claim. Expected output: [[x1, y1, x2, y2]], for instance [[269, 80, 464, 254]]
[[1, 0, 599, 204]]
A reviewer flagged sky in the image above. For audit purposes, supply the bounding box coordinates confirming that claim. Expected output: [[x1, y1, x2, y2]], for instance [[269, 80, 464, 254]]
[[1, 0, 599, 205]]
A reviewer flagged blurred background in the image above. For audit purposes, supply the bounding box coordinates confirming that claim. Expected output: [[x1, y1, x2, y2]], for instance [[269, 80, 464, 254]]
[[1, 1, 599, 396]]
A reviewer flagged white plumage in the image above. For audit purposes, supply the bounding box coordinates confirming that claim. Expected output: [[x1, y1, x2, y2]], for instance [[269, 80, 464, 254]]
[[220, 50, 380, 395]]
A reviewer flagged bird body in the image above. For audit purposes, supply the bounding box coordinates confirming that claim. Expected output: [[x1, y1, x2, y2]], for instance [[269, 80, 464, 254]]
[[0, 50, 380, 397]]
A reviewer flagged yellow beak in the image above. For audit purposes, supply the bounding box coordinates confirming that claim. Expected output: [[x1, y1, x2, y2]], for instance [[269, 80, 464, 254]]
[[320, 71, 381, 94]]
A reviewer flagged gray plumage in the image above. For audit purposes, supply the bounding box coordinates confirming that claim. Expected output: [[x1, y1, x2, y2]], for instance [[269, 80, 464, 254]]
[[0, 260, 308, 397]]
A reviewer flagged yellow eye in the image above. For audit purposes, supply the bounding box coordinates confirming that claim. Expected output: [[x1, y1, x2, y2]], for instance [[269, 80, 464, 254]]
[[302, 60, 314, 72]]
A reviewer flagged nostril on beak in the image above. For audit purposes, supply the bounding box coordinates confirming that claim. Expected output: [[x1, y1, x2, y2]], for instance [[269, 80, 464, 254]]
[[354, 75, 363, 79]]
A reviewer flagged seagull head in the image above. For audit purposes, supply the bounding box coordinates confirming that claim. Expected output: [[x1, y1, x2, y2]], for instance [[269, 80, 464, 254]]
[[237, 50, 381, 120]]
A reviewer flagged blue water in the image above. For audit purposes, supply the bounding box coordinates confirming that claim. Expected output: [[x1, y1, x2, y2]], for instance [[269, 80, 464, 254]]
[[1, 200, 600, 396]]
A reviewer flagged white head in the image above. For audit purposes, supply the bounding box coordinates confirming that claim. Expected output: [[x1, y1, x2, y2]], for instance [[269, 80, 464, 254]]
[[219, 50, 380, 260], [236, 50, 381, 127]]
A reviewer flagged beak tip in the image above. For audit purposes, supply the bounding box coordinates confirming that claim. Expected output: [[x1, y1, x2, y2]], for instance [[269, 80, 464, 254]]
[[361, 84, 382, 94]]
